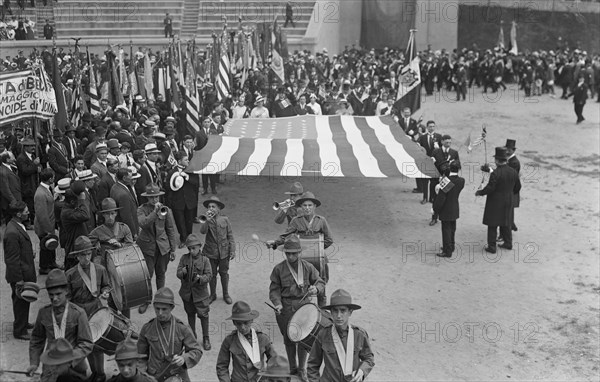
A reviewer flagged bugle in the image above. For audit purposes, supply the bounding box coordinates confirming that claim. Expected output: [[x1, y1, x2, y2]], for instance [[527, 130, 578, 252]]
[[199, 209, 216, 223], [272, 199, 293, 211]]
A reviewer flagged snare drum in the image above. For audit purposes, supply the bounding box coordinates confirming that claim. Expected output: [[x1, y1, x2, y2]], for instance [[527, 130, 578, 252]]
[[287, 303, 332, 352], [106, 244, 152, 311], [89, 307, 137, 355]]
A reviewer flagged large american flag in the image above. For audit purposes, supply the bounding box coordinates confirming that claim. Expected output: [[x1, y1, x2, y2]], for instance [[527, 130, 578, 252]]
[[186, 115, 439, 178]]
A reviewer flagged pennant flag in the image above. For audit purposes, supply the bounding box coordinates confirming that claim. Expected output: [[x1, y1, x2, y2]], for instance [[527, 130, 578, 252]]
[[185, 115, 439, 178], [498, 22, 505, 49], [144, 51, 154, 101], [509, 21, 518, 55], [466, 126, 487, 153], [270, 19, 285, 84], [52, 50, 68, 133], [216, 23, 231, 100], [394, 30, 421, 114], [86, 47, 101, 116]]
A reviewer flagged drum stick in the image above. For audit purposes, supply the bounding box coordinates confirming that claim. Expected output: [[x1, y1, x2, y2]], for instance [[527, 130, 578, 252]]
[[252, 233, 267, 245], [264, 302, 277, 311], [0, 370, 40, 376]]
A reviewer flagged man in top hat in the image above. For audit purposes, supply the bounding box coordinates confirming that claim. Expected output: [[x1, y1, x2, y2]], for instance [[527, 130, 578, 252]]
[[568, 74, 588, 124], [476, 147, 521, 253], [433, 161, 465, 258], [91, 142, 110, 179], [38, 338, 87, 381], [505, 139, 520, 233], [136, 183, 178, 314], [108, 338, 156, 382], [216, 301, 276, 381], [65, 235, 111, 382], [430, 135, 460, 226], [307, 289, 375, 382], [274, 182, 304, 226], [34, 168, 61, 274], [27, 269, 94, 380], [61, 187, 91, 270], [167, 151, 199, 245], [16, 137, 39, 229], [176, 233, 212, 349], [3, 201, 36, 340], [137, 287, 203, 382], [136, 143, 162, 204], [269, 235, 325, 379], [48, 129, 71, 180], [199, 196, 236, 304], [111, 168, 140, 240]]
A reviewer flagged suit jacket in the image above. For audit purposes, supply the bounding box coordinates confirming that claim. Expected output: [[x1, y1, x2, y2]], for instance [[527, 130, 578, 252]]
[[479, 164, 521, 227], [166, 168, 199, 210], [97, 172, 116, 205], [362, 97, 378, 116], [0, 164, 22, 210], [572, 82, 588, 105], [91, 159, 109, 179], [432, 147, 460, 172], [61, 198, 91, 256], [433, 175, 465, 221], [114, 131, 136, 149], [293, 104, 315, 115], [47, 141, 71, 179], [16, 151, 39, 199], [136, 203, 178, 257], [135, 162, 161, 204], [398, 117, 420, 139], [216, 330, 274, 382], [418, 132, 443, 157], [508, 155, 521, 208], [3, 219, 36, 283], [110, 182, 139, 236], [34, 184, 55, 236], [61, 136, 82, 161]]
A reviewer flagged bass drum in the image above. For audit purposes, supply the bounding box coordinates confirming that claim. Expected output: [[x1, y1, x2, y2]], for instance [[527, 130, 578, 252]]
[[287, 303, 332, 352], [106, 244, 152, 311]]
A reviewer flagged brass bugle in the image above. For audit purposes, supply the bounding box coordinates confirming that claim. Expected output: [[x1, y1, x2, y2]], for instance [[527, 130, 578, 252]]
[[159, 206, 168, 216], [272, 199, 293, 210], [199, 209, 216, 223]]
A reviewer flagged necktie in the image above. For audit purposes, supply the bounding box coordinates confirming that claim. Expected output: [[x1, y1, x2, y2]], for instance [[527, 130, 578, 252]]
[[128, 185, 138, 204], [69, 138, 76, 159]]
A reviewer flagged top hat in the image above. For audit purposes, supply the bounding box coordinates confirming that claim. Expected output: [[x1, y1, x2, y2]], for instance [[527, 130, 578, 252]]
[[505, 139, 516, 150], [226, 301, 259, 321], [153, 287, 175, 306], [114, 338, 143, 361], [284, 182, 304, 195], [321, 289, 361, 311], [493, 146, 508, 159], [203, 196, 225, 209], [141, 183, 165, 197], [99, 197, 121, 213], [295, 191, 321, 207], [41, 234, 59, 251], [185, 233, 203, 247], [279, 235, 302, 253], [258, 355, 295, 377], [45, 269, 68, 290], [69, 235, 94, 256], [40, 338, 79, 366], [144, 143, 161, 154]]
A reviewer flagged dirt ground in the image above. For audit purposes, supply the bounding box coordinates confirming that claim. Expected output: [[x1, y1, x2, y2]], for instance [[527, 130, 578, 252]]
[[1, 84, 599, 381]]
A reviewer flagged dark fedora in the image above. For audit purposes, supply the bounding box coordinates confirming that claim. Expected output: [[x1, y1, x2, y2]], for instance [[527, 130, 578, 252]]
[[321, 289, 361, 311], [70, 179, 87, 195], [45, 269, 68, 290], [258, 355, 295, 377], [493, 146, 508, 160], [141, 183, 165, 197], [114, 338, 143, 361], [203, 196, 225, 209], [284, 182, 303, 195], [226, 301, 259, 321], [40, 338, 79, 366], [505, 139, 516, 150], [69, 236, 95, 256], [295, 191, 321, 207], [279, 235, 302, 253], [153, 287, 175, 306], [98, 197, 121, 213], [41, 234, 59, 251]]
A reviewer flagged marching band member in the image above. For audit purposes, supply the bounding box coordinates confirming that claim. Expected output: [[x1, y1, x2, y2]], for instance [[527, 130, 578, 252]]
[[39, 338, 87, 382], [108, 338, 157, 382], [137, 287, 203, 382], [274, 182, 304, 226], [307, 289, 375, 382], [269, 236, 325, 380], [176, 233, 213, 350], [216, 301, 275, 382], [65, 236, 111, 382], [167, 151, 199, 246], [257, 355, 303, 382]]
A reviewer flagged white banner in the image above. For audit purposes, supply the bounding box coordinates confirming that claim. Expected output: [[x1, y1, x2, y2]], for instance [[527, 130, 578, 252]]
[[0, 69, 58, 126]]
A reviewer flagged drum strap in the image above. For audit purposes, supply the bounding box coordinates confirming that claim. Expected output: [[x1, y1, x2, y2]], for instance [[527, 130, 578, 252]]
[[237, 328, 261, 369], [286, 260, 304, 288], [331, 325, 354, 375], [52, 303, 69, 339], [77, 263, 98, 297]]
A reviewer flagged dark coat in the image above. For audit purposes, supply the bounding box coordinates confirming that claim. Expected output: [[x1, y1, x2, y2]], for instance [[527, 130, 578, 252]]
[[61, 136, 82, 161], [3, 219, 36, 283], [432, 147, 460, 173], [480, 164, 521, 227], [398, 116, 420, 139], [508, 155, 521, 208], [110, 182, 139, 236], [166, 168, 199, 210], [16, 151, 39, 199], [97, 172, 116, 205], [136, 203, 178, 257], [47, 142, 71, 180], [61, 199, 90, 256], [572, 82, 588, 105], [0, 164, 22, 210], [433, 175, 465, 221], [418, 132, 443, 157]]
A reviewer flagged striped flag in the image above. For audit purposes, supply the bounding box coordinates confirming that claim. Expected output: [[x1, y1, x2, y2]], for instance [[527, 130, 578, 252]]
[[168, 44, 181, 112], [144, 51, 154, 101], [70, 80, 82, 128], [270, 19, 285, 83], [184, 42, 201, 134], [52, 49, 68, 133], [394, 30, 421, 114], [216, 23, 231, 100], [509, 21, 518, 55], [185, 115, 439, 178], [87, 47, 101, 116]]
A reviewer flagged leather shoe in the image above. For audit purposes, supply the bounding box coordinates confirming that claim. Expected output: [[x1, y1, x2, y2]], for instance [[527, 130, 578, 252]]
[[223, 295, 233, 304], [203, 337, 211, 351], [484, 245, 496, 254], [26, 323, 34, 330], [412, 188, 421, 193], [138, 303, 149, 314], [14, 333, 31, 341], [39, 268, 50, 275], [429, 218, 437, 226], [498, 243, 513, 250], [512, 224, 518, 232], [420, 199, 428, 205], [209, 294, 217, 303], [436, 252, 452, 258]]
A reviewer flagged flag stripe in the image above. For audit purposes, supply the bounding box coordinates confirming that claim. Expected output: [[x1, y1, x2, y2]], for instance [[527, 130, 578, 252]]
[[302, 138, 320, 174], [328, 116, 362, 177], [262, 139, 287, 176], [281, 139, 304, 177], [238, 138, 271, 176], [340, 115, 386, 177], [354, 118, 401, 177], [315, 116, 343, 177]]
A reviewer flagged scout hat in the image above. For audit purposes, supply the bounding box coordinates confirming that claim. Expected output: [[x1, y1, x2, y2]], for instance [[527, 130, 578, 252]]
[[20, 282, 41, 302], [284, 182, 303, 195], [114, 338, 143, 361], [185, 233, 203, 247], [76, 170, 97, 182], [141, 183, 164, 197], [144, 143, 161, 154], [279, 235, 302, 253], [322, 289, 361, 311], [226, 301, 259, 321], [203, 196, 225, 209], [99, 197, 121, 213], [41, 338, 79, 366], [295, 191, 321, 207], [153, 287, 175, 306], [493, 146, 508, 160], [505, 139, 516, 150], [69, 236, 94, 256], [41, 234, 59, 251], [258, 355, 296, 378], [45, 269, 68, 289]]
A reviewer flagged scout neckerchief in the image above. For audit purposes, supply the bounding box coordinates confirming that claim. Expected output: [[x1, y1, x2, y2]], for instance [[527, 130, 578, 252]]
[[285, 259, 303, 288], [237, 328, 261, 369], [331, 325, 354, 375], [155, 316, 175, 360], [304, 214, 317, 235], [77, 263, 98, 297], [52, 303, 70, 339]]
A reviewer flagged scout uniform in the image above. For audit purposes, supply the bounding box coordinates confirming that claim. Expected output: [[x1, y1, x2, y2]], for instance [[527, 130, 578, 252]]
[[107, 338, 157, 382]]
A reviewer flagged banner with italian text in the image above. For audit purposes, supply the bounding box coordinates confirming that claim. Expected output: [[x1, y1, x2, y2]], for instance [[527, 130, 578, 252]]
[[0, 69, 58, 126]]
